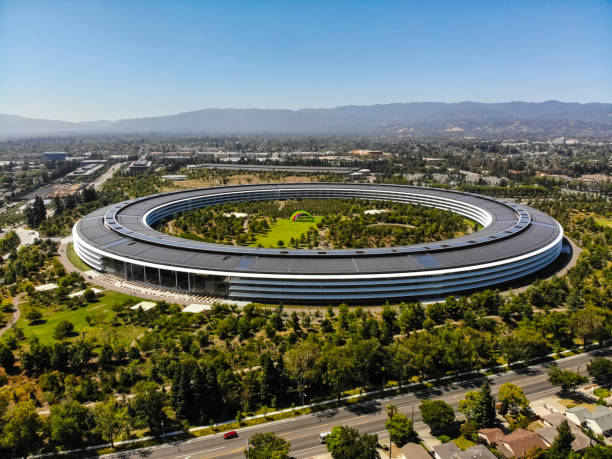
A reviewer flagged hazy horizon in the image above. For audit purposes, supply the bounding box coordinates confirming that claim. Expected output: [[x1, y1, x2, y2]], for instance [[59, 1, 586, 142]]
[[4, 99, 612, 124], [1, 0, 611, 122]]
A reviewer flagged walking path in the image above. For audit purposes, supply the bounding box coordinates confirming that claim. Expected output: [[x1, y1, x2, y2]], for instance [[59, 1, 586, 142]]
[[58, 242, 248, 307], [92, 162, 127, 190], [57, 235, 581, 311], [0, 292, 24, 337]]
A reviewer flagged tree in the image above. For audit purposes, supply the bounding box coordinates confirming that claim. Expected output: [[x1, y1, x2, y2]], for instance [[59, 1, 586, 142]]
[[385, 406, 417, 447], [498, 383, 529, 415], [547, 420, 575, 458], [547, 364, 587, 393], [244, 432, 291, 459], [0, 342, 15, 369], [587, 358, 612, 386], [499, 326, 550, 365], [53, 320, 74, 340], [388, 340, 414, 390], [130, 381, 167, 437], [98, 343, 114, 368], [25, 195, 46, 228], [0, 401, 43, 457], [419, 400, 455, 434], [325, 425, 380, 459], [84, 288, 96, 303], [284, 340, 320, 405], [54, 195, 64, 215], [48, 400, 90, 448], [460, 421, 479, 442], [322, 346, 354, 403], [458, 381, 496, 428], [583, 445, 612, 458], [93, 398, 126, 448], [171, 362, 192, 420], [25, 308, 42, 324], [570, 308, 606, 346]]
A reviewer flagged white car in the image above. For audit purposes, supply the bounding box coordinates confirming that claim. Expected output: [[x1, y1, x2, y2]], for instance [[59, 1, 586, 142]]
[[319, 432, 331, 444]]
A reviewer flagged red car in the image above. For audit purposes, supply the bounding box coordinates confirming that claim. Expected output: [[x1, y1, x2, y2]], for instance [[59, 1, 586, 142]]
[[224, 431, 238, 440]]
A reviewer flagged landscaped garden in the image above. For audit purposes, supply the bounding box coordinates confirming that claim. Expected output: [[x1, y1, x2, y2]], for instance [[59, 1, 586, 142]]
[[158, 198, 475, 249], [17, 290, 143, 345], [66, 242, 91, 271]]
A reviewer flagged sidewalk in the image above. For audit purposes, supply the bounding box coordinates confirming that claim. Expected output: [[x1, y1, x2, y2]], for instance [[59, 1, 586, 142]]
[[0, 292, 24, 338], [32, 344, 609, 458]]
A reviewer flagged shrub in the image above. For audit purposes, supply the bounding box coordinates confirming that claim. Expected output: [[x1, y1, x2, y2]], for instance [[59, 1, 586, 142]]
[[25, 308, 42, 324], [53, 320, 74, 340], [460, 420, 479, 442]]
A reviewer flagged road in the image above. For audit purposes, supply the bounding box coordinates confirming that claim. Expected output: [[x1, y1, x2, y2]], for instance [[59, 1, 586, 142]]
[[92, 162, 127, 190], [102, 348, 610, 459]]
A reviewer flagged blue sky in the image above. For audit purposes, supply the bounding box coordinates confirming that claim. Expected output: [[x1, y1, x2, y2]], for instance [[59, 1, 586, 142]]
[[0, 0, 610, 121]]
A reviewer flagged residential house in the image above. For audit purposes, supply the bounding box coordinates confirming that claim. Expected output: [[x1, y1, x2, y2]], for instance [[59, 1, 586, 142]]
[[566, 405, 612, 436], [566, 406, 591, 426], [536, 425, 591, 453], [584, 406, 612, 437], [478, 428, 548, 458], [433, 442, 496, 459], [400, 442, 432, 459]]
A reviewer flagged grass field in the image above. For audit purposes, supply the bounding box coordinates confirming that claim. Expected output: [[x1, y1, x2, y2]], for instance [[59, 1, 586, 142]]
[[249, 217, 322, 248], [17, 291, 144, 345], [595, 218, 612, 228], [453, 435, 477, 450], [66, 242, 92, 271]]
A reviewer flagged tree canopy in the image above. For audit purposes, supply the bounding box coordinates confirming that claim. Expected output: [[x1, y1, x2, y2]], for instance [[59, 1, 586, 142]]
[[326, 425, 380, 459]]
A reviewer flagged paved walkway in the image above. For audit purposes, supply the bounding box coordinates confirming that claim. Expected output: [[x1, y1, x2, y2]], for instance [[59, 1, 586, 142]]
[[92, 162, 127, 190], [0, 293, 24, 337], [58, 242, 248, 307], [56, 235, 582, 311], [58, 241, 79, 274]]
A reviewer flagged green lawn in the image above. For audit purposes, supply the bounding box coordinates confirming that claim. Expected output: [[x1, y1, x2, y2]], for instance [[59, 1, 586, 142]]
[[250, 217, 322, 248], [66, 242, 92, 271], [453, 436, 477, 450], [17, 291, 144, 345], [594, 218, 612, 228]]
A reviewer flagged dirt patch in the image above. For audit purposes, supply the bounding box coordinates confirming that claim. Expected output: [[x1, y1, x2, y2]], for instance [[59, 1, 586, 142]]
[[164, 174, 316, 191], [366, 223, 416, 229]]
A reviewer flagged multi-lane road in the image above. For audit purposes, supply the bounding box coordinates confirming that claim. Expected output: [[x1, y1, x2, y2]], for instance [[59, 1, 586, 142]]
[[104, 348, 610, 459]]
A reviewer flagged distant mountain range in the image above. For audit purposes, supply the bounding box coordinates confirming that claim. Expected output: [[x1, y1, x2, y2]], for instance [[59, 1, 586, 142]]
[[2, 101, 612, 137]]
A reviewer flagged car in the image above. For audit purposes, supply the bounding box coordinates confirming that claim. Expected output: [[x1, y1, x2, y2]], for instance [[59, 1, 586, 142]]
[[224, 431, 238, 440], [320, 432, 331, 443]]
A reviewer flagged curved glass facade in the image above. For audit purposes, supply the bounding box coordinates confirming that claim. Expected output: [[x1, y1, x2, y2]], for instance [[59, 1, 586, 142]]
[[73, 183, 563, 304]]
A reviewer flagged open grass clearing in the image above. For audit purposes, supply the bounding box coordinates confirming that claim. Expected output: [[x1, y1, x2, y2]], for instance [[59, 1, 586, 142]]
[[594, 218, 612, 228], [453, 435, 477, 450], [66, 242, 92, 271], [249, 217, 322, 248], [17, 291, 144, 345]]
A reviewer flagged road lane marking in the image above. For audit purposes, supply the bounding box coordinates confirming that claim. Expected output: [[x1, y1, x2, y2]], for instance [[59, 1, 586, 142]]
[[173, 446, 225, 458], [203, 446, 245, 458]]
